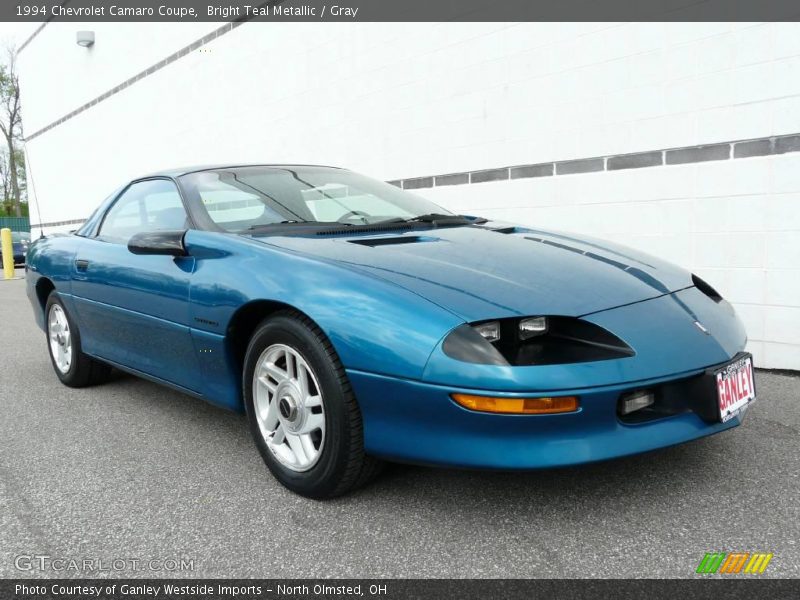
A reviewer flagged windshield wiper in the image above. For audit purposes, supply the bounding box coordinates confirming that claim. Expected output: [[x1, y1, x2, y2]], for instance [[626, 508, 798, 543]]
[[246, 220, 302, 230], [245, 221, 354, 233], [245, 214, 474, 236], [375, 213, 471, 226]]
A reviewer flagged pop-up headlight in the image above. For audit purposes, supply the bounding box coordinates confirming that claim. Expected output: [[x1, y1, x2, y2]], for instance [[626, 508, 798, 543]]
[[519, 317, 548, 340], [472, 321, 501, 343]]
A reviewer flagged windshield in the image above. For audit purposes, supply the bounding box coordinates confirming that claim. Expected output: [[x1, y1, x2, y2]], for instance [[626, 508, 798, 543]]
[[11, 232, 29, 242], [179, 166, 454, 233]]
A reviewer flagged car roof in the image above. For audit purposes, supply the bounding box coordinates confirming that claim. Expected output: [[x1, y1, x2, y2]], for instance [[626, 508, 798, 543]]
[[141, 164, 347, 178]]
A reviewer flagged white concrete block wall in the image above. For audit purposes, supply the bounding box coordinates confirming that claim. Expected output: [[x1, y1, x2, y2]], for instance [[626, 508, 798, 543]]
[[18, 21, 800, 369], [19, 22, 220, 134]]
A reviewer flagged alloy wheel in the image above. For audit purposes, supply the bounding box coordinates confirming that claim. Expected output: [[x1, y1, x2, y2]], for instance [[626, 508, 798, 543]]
[[252, 343, 326, 472], [48, 304, 72, 374]]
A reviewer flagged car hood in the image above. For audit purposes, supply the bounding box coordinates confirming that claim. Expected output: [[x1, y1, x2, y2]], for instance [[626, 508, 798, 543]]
[[255, 224, 694, 322]]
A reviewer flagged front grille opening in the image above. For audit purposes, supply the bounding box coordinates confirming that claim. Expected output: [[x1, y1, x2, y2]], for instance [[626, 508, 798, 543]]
[[617, 371, 719, 424]]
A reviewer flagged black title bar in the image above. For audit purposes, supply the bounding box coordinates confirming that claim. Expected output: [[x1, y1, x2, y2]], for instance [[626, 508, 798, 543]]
[[7, 0, 800, 22]]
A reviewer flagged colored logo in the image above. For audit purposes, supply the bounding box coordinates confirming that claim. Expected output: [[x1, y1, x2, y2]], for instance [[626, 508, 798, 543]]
[[696, 552, 773, 574]]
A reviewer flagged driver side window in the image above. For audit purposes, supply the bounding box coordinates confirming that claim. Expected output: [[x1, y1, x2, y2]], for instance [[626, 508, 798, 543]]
[[98, 179, 188, 243]]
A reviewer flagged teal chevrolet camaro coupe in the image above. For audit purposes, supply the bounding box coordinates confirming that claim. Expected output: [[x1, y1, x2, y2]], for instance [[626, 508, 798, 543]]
[[26, 165, 755, 497]]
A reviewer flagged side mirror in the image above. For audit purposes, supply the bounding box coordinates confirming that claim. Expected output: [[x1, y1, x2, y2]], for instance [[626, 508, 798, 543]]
[[128, 230, 189, 257]]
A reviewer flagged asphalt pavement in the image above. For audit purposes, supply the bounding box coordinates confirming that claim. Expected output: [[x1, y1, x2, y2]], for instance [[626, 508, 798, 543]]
[[1, 272, 798, 578]]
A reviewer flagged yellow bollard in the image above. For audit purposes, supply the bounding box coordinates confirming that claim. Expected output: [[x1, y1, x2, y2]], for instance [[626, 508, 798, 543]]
[[1, 228, 14, 280]]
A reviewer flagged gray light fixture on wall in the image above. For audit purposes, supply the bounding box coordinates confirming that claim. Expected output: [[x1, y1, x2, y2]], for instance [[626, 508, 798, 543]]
[[76, 31, 95, 47]]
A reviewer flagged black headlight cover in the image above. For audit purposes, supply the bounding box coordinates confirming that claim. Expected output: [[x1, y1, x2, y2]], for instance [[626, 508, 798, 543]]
[[442, 324, 509, 366], [443, 317, 634, 366]]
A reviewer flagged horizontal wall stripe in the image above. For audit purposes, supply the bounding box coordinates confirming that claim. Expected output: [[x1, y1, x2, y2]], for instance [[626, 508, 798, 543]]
[[734, 139, 772, 158], [390, 133, 800, 190], [402, 176, 433, 190], [435, 173, 469, 186], [607, 150, 663, 170], [510, 163, 553, 179], [28, 131, 800, 229], [556, 157, 604, 175], [30, 218, 87, 229], [29, 131, 800, 230], [470, 168, 508, 184], [776, 134, 800, 154], [666, 143, 731, 165]]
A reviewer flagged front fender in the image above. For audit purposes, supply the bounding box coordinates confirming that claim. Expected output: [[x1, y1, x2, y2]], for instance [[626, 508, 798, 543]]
[[184, 230, 464, 381], [25, 235, 82, 330]]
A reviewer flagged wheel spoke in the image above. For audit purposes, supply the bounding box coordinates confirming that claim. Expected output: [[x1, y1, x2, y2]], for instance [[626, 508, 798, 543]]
[[271, 423, 285, 446], [257, 374, 277, 394], [286, 432, 307, 465], [297, 363, 309, 397], [297, 413, 324, 434], [305, 395, 322, 408], [56, 344, 65, 369], [263, 396, 279, 430], [300, 434, 317, 460], [263, 362, 287, 384], [285, 350, 295, 379]]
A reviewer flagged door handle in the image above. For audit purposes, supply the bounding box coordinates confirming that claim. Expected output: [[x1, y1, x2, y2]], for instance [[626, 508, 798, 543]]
[[75, 259, 89, 272]]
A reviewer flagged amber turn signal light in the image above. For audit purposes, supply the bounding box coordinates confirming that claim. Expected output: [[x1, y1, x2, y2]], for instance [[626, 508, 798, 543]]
[[451, 394, 579, 415]]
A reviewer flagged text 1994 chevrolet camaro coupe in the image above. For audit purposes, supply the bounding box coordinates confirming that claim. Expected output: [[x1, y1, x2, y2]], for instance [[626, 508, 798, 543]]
[[26, 165, 756, 497]]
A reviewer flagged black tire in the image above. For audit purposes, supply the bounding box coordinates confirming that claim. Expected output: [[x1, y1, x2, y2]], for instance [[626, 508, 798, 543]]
[[45, 292, 112, 387], [243, 310, 383, 498]]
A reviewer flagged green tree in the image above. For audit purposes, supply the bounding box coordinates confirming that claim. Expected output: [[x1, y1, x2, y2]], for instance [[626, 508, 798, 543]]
[[0, 48, 23, 217]]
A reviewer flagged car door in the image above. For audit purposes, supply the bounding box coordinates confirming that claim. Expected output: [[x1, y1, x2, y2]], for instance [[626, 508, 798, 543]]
[[70, 178, 202, 392]]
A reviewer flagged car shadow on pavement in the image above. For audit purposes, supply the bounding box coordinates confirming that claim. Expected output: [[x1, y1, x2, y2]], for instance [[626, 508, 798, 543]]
[[102, 367, 733, 511], [378, 439, 721, 493]]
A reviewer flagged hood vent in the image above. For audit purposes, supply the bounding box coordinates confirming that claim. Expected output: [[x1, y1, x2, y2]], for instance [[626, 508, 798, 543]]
[[692, 274, 724, 303], [488, 226, 532, 234], [349, 235, 435, 247]]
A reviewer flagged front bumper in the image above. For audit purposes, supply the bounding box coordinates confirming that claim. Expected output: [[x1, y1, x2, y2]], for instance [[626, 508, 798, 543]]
[[349, 365, 745, 469]]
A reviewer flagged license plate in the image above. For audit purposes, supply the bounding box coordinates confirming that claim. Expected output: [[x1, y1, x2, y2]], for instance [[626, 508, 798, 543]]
[[716, 355, 756, 422]]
